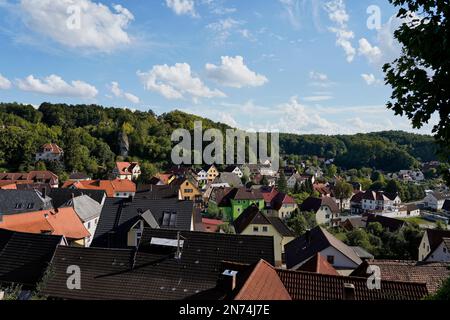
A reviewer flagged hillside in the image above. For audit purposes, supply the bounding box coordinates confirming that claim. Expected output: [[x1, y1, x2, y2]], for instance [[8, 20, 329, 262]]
[[0, 102, 439, 179]]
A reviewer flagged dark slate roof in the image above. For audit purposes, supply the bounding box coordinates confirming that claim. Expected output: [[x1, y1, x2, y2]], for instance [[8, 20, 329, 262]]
[[365, 214, 405, 232], [91, 197, 194, 248], [135, 184, 179, 199], [43, 228, 274, 300], [48, 188, 105, 208], [443, 199, 450, 211], [276, 269, 428, 300], [285, 226, 362, 269], [300, 196, 340, 214], [267, 217, 295, 237], [0, 229, 63, 287], [350, 260, 450, 293], [214, 173, 243, 188], [425, 229, 450, 254], [0, 190, 53, 215], [350, 246, 374, 260]]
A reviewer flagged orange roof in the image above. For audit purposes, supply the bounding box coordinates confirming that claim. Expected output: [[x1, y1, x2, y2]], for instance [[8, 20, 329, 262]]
[[155, 173, 173, 185], [0, 207, 90, 240], [297, 253, 340, 276], [115, 162, 139, 175], [0, 181, 17, 189], [41, 143, 63, 154], [234, 260, 292, 300], [62, 179, 136, 197]]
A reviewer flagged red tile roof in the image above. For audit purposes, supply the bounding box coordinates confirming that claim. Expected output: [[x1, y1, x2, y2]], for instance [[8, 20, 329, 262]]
[[0, 207, 89, 240], [234, 260, 292, 300], [297, 253, 340, 276], [62, 179, 136, 197], [40, 143, 63, 154], [202, 218, 224, 233], [115, 162, 139, 175], [0, 171, 58, 185]]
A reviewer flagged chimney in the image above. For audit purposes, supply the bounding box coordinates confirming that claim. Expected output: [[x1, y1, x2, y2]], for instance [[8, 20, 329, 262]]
[[218, 270, 238, 292], [343, 283, 356, 300]]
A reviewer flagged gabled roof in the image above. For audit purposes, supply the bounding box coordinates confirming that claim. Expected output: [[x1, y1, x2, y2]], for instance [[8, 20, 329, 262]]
[[362, 190, 399, 201], [350, 191, 364, 204], [62, 179, 136, 197], [233, 260, 291, 300], [0, 229, 63, 287], [49, 188, 105, 208], [69, 195, 102, 222], [300, 196, 339, 214], [261, 187, 296, 210], [350, 260, 450, 293], [425, 229, 450, 254], [285, 226, 362, 269], [297, 253, 339, 276], [366, 214, 405, 232], [0, 171, 58, 185], [0, 189, 53, 215], [39, 143, 63, 154], [428, 191, 448, 201], [115, 162, 139, 175], [214, 173, 243, 188], [0, 207, 90, 240], [276, 269, 428, 300], [91, 197, 195, 248], [223, 165, 241, 173], [43, 228, 274, 300], [136, 184, 179, 199]]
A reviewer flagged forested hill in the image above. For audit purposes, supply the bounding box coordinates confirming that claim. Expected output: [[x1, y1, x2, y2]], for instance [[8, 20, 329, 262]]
[[0, 102, 438, 178]]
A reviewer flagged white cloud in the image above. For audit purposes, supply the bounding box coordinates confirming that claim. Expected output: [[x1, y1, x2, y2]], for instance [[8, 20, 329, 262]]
[[361, 73, 381, 86], [279, 0, 301, 29], [309, 71, 328, 82], [206, 18, 245, 44], [358, 38, 382, 64], [16, 74, 98, 98], [110, 81, 140, 104], [0, 74, 12, 89], [137, 63, 226, 101], [205, 56, 268, 88], [165, 0, 197, 17], [303, 95, 333, 102], [19, 0, 134, 52], [324, 0, 355, 63]]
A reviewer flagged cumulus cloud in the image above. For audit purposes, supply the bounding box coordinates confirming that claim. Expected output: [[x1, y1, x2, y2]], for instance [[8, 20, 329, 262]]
[[19, 0, 134, 52], [0, 74, 12, 89], [324, 0, 355, 63], [358, 38, 382, 64], [165, 0, 196, 17], [361, 73, 381, 86], [137, 63, 226, 101], [309, 71, 328, 82], [205, 56, 268, 88], [206, 18, 244, 44], [16, 74, 98, 98], [110, 81, 140, 104]]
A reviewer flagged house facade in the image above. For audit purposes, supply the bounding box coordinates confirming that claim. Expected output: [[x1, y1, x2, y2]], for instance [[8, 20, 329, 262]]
[[423, 191, 448, 210], [35, 143, 63, 162], [178, 179, 202, 201], [112, 162, 141, 180], [419, 229, 450, 261], [361, 191, 401, 212], [206, 165, 220, 183], [300, 196, 341, 227]]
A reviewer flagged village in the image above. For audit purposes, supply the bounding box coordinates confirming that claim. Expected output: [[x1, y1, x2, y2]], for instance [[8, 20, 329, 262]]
[[0, 142, 449, 300]]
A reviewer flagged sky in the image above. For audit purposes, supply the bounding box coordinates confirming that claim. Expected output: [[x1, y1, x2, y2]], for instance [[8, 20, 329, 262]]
[[0, 0, 437, 135]]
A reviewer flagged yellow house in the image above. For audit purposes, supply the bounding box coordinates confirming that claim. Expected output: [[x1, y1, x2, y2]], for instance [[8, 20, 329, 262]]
[[178, 179, 202, 201], [206, 165, 219, 183], [232, 205, 295, 267]]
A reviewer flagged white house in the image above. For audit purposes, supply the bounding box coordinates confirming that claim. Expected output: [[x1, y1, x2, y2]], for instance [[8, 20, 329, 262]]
[[361, 190, 401, 212], [195, 169, 208, 183], [423, 191, 448, 210], [425, 238, 450, 262], [398, 170, 425, 182], [35, 143, 63, 162], [286, 174, 310, 189], [418, 229, 450, 261], [112, 162, 141, 180], [224, 166, 243, 178], [300, 196, 341, 227]]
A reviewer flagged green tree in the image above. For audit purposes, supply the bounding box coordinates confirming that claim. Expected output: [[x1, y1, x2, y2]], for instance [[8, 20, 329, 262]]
[[383, 0, 450, 185], [334, 180, 353, 212], [427, 277, 450, 300], [277, 171, 288, 193]]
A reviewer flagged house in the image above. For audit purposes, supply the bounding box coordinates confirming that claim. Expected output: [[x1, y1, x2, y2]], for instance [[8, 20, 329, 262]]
[[340, 216, 366, 231], [313, 183, 332, 197], [285, 226, 363, 274], [224, 165, 243, 178], [112, 162, 141, 180], [62, 179, 136, 198], [178, 178, 202, 202], [0, 229, 65, 289], [233, 205, 295, 266], [0, 207, 90, 247], [361, 190, 402, 212], [205, 165, 220, 183], [0, 181, 17, 190], [0, 189, 53, 215], [42, 228, 274, 300], [425, 238, 450, 262], [300, 196, 341, 227], [398, 170, 425, 182], [68, 172, 91, 181], [261, 186, 298, 219], [202, 218, 224, 233], [350, 191, 365, 214], [305, 166, 323, 178], [91, 197, 198, 248], [260, 163, 278, 177], [35, 143, 63, 162], [148, 173, 175, 186], [351, 260, 450, 293], [208, 187, 265, 222], [194, 168, 208, 184], [0, 171, 59, 188], [214, 172, 243, 188], [62, 195, 102, 247], [365, 214, 406, 232], [48, 188, 106, 208], [136, 184, 180, 199], [418, 229, 450, 261], [276, 268, 428, 300], [286, 174, 311, 190], [423, 191, 449, 210]]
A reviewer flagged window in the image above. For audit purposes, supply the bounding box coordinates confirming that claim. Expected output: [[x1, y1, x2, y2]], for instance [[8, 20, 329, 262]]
[[27, 203, 34, 209], [262, 226, 268, 232], [253, 226, 259, 232], [444, 247, 447, 253], [87, 222, 91, 229], [162, 211, 177, 227], [15, 203, 22, 209], [327, 255, 335, 264]]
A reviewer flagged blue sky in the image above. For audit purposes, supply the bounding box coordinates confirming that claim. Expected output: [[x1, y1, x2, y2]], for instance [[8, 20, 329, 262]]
[[0, 0, 436, 134]]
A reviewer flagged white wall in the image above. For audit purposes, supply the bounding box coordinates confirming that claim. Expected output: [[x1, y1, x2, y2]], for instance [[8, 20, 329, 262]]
[[426, 242, 450, 262]]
